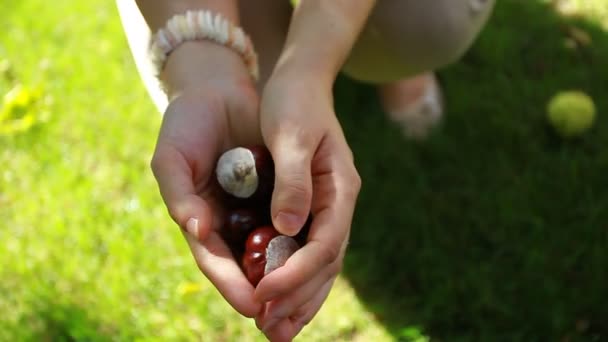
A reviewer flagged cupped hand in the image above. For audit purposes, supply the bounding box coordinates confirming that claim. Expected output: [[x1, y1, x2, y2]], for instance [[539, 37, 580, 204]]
[[150, 42, 264, 318], [255, 73, 362, 341]]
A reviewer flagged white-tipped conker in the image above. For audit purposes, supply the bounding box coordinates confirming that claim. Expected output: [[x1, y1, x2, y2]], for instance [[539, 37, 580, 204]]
[[216, 147, 258, 198], [265, 235, 300, 275], [242, 226, 299, 286]]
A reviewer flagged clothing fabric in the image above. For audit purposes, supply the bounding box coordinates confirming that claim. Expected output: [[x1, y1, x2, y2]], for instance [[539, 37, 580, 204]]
[[116, 0, 495, 111], [342, 0, 496, 82]]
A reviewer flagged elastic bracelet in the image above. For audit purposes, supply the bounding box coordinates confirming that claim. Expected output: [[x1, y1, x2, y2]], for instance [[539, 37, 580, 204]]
[[150, 10, 259, 81]]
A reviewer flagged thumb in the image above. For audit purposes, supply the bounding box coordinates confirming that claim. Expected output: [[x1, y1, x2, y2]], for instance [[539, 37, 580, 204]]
[[151, 145, 213, 241], [267, 133, 314, 236]]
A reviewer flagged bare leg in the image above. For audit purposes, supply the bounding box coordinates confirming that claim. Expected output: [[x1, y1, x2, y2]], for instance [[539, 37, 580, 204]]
[[379, 73, 443, 140], [237, 0, 291, 92], [345, 0, 496, 139], [116, 0, 291, 112], [238, 0, 495, 140], [116, 0, 169, 112]]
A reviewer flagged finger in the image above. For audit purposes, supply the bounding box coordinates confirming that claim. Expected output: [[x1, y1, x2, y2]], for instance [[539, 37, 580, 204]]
[[257, 259, 337, 332], [291, 276, 336, 334], [262, 277, 336, 342], [254, 162, 357, 302], [262, 318, 294, 342], [151, 144, 213, 241], [265, 125, 318, 236], [184, 231, 263, 318]]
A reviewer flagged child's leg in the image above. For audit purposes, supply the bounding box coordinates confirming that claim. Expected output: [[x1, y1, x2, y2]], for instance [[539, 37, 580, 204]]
[[237, 0, 291, 91], [116, 0, 169, 112], [345, 0, 496, 139], [116, 0, 292, 112], [379, 73, 443, 140], [345, 0, 495, 83]]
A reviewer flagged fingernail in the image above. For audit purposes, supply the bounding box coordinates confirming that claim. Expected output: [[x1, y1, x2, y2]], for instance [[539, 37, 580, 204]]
[[186, 217, 199, 239], [275, 211, 305, 235]]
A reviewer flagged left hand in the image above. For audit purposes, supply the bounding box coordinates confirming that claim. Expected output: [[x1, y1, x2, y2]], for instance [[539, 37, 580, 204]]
[[149, 40, 265, 319], [253, 71, 362, 341]]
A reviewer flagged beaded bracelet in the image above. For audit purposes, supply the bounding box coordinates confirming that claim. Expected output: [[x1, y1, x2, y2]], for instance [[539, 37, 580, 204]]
[[150, 10, 259, 81]]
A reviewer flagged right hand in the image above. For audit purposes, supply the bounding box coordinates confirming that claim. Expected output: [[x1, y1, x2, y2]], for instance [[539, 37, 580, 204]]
[[253, 69, 362, 341], [150, 41, 264, 318]]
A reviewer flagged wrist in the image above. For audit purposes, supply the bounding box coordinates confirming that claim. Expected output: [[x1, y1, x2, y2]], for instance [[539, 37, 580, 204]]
[[268, 71, 333, 100], [161, 40, 253, 100], [271, 54, 338, 92], [263, 71, 335, 121], [272, 0, 376, 90]]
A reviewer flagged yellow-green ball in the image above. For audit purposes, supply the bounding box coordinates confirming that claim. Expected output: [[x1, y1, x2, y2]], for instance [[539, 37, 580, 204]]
[[547, 91, 596, 138]]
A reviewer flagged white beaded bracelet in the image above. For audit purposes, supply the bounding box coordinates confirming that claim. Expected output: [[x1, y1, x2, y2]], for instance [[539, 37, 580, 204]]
[[150, 10, 259, 81]]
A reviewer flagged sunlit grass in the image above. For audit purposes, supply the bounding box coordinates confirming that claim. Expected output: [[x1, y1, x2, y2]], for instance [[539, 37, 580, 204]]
[[1, 0, 607, 341], [553, 0, 608, 28], [0, 1, 390, 340]]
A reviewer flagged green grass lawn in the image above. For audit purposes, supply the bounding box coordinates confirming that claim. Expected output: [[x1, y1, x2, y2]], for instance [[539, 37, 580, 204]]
[[1, 0, 607, 341]]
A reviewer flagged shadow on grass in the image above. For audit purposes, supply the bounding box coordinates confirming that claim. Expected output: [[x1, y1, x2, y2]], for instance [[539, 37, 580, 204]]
[[14, 290, 121, 342], [336, 0, 608, 340]]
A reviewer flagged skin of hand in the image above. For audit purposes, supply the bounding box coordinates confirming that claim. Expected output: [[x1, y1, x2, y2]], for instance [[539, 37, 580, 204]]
[[254, 70, 362, 341], [139, 2, 369, 340], [249, 2, 374, 340], [150, 41, 265, 318], [153, 44, 361, 339]]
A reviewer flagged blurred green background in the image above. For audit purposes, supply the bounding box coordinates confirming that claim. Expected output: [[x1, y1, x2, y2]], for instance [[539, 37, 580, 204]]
[[1, 0, 606, 341]]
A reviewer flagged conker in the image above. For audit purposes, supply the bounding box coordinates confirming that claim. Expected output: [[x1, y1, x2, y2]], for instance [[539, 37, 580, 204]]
[[242, 251, 266, 288], [214, 145, 304, 287], [245, 226, 279, 252], [215, 145, 274, 201], [248, 145, 275, 203], [223, 208, 261, 246], [242, 226, 299, 286]]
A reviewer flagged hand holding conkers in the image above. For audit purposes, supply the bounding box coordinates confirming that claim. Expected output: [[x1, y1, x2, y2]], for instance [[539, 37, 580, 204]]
[[215, 145, 305, 287], [241, 226, 300, 286]]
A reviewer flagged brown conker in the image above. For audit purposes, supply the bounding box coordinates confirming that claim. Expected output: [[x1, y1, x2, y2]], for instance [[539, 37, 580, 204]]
[[242, 226, 299, 286], [245, 226, 278, 252], [242, 251, 266, 287], [223, 208, 261, 246], [214, 145, 303, 287], [248, 145, 275, 203]]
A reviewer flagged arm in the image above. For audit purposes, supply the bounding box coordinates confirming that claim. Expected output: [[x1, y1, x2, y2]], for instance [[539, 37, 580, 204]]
[[254, 1, 371, 339], [273, 0, 377, 88], [135, 0, 240, 30], [131, 1, 249, 98], [117, 0, 264, 319], [260, 0, 375, 241]]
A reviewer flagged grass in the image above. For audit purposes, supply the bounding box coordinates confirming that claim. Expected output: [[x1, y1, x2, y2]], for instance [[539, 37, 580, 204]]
[[0, 1, 388, 341], [0, 0, 606, 341], [338, 0, 608, 341]]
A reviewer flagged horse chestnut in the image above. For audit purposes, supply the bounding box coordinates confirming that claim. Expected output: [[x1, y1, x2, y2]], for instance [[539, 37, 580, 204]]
[[214, 145, 302, 286], [223, 208, 261, 246], [215, 145, 274, 200], [242, 226, 299, 286]]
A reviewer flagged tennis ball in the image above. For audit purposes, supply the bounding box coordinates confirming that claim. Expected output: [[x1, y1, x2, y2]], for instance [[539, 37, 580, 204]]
[[547, 91, 596, 138]]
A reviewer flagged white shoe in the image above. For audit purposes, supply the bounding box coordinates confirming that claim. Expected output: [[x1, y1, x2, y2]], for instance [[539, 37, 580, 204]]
[[385, 75, 444, 141]]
